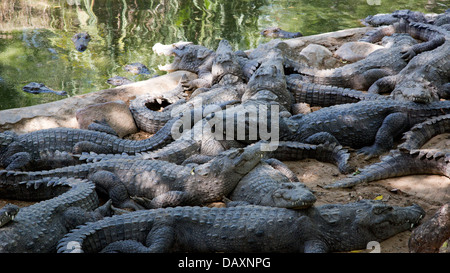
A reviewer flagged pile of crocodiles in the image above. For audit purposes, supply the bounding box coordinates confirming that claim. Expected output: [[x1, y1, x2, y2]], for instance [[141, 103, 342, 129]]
[[1, 9, 449, 253]]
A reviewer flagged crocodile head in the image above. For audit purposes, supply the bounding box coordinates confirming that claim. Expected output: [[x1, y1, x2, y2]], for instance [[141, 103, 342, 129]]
[[212, 40, 243, 85], [318, 200, 425, 252], [194, 143, 266, 180], [261, 182, 316, 209], [71, 32, 91, 52], [0, 203, 20, 227], [391, 79, 440, 103], [153, 41, 215, 73]]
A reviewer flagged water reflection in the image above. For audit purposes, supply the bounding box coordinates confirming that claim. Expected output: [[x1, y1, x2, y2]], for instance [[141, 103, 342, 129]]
[[0, 0, 448, 110]]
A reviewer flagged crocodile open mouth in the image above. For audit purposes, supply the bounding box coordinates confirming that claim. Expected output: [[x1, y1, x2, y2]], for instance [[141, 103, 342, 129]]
[[145, 98, 171, 112]]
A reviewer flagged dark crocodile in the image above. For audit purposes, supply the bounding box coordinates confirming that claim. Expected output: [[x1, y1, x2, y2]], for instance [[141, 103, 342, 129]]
[[409, 202, 450, 253], [22, 82, 67, 96], [297, 33, 418, 90], [1, 143, 266, 209], [71, 32, 91, 52], [153, 41, 215, 89], [285, 99, 450, 159], [324, 149, 450, 189], [0, 127, 179, 170], [361, 9, 431, 27], [286, 75, 386, 107], [0, 204, 19, 228], [363, 22, 449, 103], [260, 27, 302, 39], [0, 177, 112, 253], [398, 114, 450, 151], [56, 200, 425, 253]]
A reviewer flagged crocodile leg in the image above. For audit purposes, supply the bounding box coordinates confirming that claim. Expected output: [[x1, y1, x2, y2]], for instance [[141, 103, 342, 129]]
[[3, 152, 31, 170], [73, 141, 113, 154], [88, 171, 145, 211], [304, 132, 340, 145], [357, 112, 409, 159], [264, 158, 299, 182], [100, 220, 175, 253], [368, 75, 398, 94]]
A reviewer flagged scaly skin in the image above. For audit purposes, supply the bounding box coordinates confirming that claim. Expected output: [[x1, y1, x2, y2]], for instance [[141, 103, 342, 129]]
[[229, 159, 316, 209], [285, 99, 450, 159], [365, 21, 449, 103], [324, 149, 450, 188], [286, 75, 386, 107], [152, 41, 215, 89], [297, 33, 418, 90], [0, 127, 178, 170], [0, 177, 112, 253], [0, 144, 266, 209], [141, 47, 293, 164], [56, 200, 425, 253], [398, 114, 450, 151]]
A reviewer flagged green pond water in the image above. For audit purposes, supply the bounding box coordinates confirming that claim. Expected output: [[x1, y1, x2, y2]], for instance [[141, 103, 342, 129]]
[[0, 0, 448, 110]]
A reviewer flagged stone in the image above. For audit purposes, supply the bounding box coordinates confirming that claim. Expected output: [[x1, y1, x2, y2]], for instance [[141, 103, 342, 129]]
[[76, 101, 138, 138], [298, 44, 339, 69], [334, 41, 383, 62]]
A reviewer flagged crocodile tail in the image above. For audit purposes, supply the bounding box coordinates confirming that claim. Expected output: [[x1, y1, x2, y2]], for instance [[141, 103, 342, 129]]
[[129, 94, 173, 134], [269, 141, 352, 174], [399, 114, 450, 151], [57, 209, 156, 253], [286, 77, 383, 107]]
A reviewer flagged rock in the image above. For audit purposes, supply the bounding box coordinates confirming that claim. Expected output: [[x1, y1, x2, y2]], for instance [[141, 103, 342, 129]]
[[76, 101, 138, 138], [334, 41, 384, 62], [0, 71, 197, 133], [298, 44, 339, 69]]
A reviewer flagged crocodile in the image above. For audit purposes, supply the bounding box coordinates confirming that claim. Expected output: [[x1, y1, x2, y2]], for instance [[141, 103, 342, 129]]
[[398, 114, 450, 151], [106, 76, 133, 86], [0, 143, 266, 209], [22, 82, 67, 96], [363, 22, 449, 103], [260, 27, 303, 39], [56, 200, 425, 253], [228, 159, 316, 209], [285, 99, 450, 159], [140, 48, 294, 164], [130, 40, 246, 134], [295, 33, 418, 91], [130, 81, 243, 135], [324, 149, 450, 189], [361, 9, 431, 27], [286, 74, 386, 107], [153, 41, 216, 89], [0, 177, 112, 253], [409, 202, 450, 253], [124, 62, 151, 75], [0, 127, 180, 170], [71, 32, 91, 52], [0, 204, 19, 228]]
